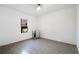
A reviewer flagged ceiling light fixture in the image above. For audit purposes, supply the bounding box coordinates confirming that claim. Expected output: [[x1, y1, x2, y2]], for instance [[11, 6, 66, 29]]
[[36, 4, 41, 11]]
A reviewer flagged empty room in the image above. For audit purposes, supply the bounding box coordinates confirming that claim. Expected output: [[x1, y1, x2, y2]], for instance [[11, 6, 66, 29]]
[[0, 4, 79, 54]]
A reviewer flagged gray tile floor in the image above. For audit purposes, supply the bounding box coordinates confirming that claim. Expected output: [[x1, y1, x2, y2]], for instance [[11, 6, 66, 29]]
[[0, 38, 78, 54]]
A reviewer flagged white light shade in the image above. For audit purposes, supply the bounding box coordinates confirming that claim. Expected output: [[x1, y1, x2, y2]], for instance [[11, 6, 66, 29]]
[[36, 6, 41, 11]]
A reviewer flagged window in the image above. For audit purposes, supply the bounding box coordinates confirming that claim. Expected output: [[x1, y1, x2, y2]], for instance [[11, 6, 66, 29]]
[[21, 18, 28, 33]]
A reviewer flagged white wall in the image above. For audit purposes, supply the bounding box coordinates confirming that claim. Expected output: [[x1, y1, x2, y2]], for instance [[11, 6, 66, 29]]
[[77, 5, 79, 51], [38, 6, 76, 45], [0, 5, 36, 46]]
